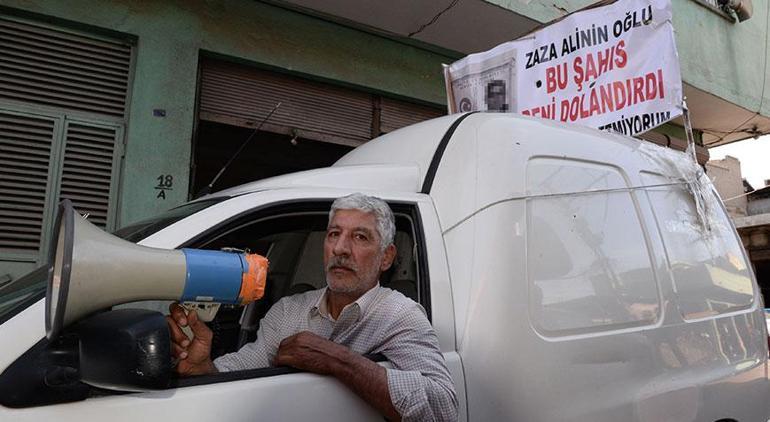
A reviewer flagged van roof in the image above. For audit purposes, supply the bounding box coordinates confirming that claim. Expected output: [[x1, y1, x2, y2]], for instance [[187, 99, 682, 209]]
[[204, 113, 692, 199], [206, 113, 464, 198]]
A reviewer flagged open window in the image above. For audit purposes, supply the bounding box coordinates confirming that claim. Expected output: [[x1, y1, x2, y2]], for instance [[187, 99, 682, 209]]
[[180, 200, 427, 362]]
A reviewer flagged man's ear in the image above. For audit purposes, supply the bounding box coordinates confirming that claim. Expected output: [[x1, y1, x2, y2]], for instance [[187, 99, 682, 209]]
[[379, 244, 397, 272]]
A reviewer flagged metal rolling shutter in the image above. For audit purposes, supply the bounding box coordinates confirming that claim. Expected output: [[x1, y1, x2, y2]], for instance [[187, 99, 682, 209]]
[[0, 16, 131, 118], [0, 112, 56, 255], [199, 60, 374, 147], [379, 97, 445, 134], [60, 121, 121, 229], [198, 59, 447, 147]]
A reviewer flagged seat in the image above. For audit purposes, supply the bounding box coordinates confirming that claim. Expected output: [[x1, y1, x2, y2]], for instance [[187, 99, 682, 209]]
[[382, 232, 418, 301], [287, 231, 327, 293]]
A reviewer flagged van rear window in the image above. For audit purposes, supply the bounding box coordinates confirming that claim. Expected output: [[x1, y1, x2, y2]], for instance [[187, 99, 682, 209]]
[[526, 158, 660, 336], [641, 172, 754, 320]]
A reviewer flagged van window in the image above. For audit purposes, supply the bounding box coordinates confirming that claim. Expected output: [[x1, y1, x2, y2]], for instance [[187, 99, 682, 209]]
[[641, 172, 754, 320], [526, 158, 660, 335], [178, 202, 426, 365], [0, 265, 46, 325]]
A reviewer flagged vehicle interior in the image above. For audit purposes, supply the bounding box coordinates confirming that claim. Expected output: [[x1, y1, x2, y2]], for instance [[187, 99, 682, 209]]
[[176, 202, 425, 362]]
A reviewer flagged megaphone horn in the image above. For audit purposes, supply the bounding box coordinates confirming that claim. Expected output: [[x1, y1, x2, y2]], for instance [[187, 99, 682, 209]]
[[45, 199, 268, 340]]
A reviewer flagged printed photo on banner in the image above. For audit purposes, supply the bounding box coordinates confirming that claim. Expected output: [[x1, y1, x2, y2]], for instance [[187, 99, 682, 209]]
[[444, 42, 518, 113]]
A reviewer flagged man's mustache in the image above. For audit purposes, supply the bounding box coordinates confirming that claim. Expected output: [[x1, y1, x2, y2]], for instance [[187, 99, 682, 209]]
[[326, 256, 358, 273]]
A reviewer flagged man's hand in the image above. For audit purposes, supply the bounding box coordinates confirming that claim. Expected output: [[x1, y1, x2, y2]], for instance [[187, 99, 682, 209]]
[[167, 303, 217, 376], [273, 331, 347, 374]]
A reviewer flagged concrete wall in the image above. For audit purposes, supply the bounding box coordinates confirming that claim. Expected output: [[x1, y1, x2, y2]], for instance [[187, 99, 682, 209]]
[[749, 197, 770, 215], [1, 0, 454, 227], [487, 0, 770, 118]]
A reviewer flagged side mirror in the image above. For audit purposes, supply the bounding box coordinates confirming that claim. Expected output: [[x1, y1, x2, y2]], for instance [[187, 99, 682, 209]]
[[0, 309, 171, 408], [78, 309, 171, 391]]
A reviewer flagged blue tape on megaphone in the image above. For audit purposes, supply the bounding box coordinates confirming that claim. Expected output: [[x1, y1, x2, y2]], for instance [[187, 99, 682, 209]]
[[180, 249, 245, 303]]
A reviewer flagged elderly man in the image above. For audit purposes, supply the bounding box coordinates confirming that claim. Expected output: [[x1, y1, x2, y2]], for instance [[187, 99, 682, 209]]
[[167, 193, 458, 421]]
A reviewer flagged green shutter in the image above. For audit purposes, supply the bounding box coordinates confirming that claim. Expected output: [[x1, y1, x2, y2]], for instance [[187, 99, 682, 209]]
[[0, 16, 132, 118], [59, 120, 122, 230], [0, 111, 59, 258]]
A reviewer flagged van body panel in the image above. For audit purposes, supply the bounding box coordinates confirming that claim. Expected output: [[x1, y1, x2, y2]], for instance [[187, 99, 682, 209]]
[[335, 114, 463, 176], [438, 220, 474, 347], [1, 371, 383, 421], [416, 198, 457, 352], [416, 115, 480, 231], [428, 113, 769, 421]]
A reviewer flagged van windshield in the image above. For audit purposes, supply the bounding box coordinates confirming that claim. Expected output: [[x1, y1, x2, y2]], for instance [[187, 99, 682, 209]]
[[0, 197, 227, 324], [0, 266, 47, 325], [114, 197, 227, 242]]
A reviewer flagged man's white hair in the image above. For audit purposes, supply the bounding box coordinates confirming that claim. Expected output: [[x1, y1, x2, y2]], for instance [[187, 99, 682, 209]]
[[329, 193, 395, 250]]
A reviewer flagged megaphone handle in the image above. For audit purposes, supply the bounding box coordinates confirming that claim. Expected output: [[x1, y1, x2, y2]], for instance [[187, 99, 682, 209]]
[[178, 302, 221, 341], [182, 302, 220, 322], [179, 304, 197, 341], [180, 324, 195, 341]]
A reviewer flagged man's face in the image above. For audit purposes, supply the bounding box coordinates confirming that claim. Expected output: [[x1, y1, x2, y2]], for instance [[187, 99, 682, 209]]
[[324, 209, 394, 295]]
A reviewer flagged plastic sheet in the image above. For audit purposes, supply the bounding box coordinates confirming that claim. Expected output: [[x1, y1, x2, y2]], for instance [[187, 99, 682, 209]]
[[637, 140, 717, 235]]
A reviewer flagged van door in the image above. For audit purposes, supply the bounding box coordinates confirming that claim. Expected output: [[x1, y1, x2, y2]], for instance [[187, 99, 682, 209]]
[[0, 190, 464, 421]]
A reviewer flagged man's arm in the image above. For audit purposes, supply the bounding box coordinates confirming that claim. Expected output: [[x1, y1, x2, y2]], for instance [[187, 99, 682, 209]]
[[213, 298, 286, 371], [274, 331, 401, 421], [274, 302, 458, 422], [376, 302, 458, 422]]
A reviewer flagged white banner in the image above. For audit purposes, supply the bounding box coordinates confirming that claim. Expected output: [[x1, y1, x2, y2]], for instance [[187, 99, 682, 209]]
[[444, 0, 683, 137]]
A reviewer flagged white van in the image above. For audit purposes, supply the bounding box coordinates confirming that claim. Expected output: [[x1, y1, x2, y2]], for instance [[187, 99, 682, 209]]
[[0, 113, 767, 421]]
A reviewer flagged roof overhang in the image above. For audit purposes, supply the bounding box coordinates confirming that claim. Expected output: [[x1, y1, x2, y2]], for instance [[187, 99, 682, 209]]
[[267, 0, 541, 56], [681, 84, 770, 148]]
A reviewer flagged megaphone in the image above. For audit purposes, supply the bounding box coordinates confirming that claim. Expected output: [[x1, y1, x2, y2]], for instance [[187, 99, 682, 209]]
[[45, 199, 268, 340]]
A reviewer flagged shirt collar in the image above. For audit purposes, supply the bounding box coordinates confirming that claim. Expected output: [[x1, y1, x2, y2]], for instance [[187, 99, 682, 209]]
[[312, 283, 382, 322]]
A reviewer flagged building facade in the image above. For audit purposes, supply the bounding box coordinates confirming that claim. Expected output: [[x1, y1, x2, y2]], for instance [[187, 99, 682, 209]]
[[1, 0, 768, 281], [736, 186, 770, 301], [706, 155, 749, 217], [707, 154, 770, 300]]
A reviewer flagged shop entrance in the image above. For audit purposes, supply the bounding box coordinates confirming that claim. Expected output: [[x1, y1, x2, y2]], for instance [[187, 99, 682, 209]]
[[191, 57, 444, 197], [191, 121, 352, 195]]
